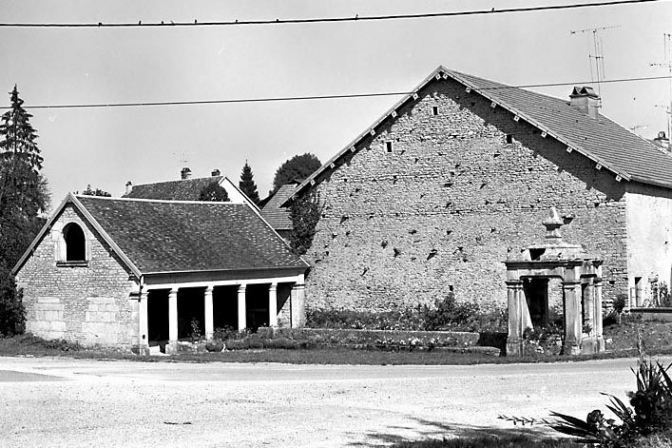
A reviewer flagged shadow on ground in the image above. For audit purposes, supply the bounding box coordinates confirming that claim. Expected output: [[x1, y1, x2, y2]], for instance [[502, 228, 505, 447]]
[[348, 416, 558, 447]]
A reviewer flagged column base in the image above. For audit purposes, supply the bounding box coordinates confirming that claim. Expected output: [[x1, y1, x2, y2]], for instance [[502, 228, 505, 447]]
[[165, 341, 180, 355], [506, 339, 523, 357], [562, 341, 581, 356], [131, 344, 150, 356]]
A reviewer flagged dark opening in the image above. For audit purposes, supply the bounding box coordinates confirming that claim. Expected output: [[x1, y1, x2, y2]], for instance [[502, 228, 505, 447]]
[[385, 141, 393, 153], [523, 278, 549, 327], [506, 134, 513, 144], [432, 106, 439, 116], [529, 248, 546, 261], [148, 289, 169, 347], [246, 284, 270, 331], [64, 223, 85, 261], [213, 285, 238, 331], [177, 287, 205, 339]]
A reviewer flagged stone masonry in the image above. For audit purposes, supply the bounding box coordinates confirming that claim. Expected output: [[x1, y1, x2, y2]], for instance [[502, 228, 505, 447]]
[[16, 205, 138, 346], [304, 78, 628, 311]]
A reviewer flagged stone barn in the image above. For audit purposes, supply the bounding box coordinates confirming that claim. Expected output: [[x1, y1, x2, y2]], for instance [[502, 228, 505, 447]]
[[286, 66, 672, 312], [13, 193, 308, 354]]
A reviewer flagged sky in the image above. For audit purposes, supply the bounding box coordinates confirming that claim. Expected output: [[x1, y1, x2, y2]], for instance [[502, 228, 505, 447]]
[[2, 0, 672, 210]]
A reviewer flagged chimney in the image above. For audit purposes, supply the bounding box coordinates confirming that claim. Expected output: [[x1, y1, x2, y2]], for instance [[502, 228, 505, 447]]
[[180, 167, 192, 180], [125, 181, 133, 195], [211, 169, 221, 177], [569, 86, 600, 119]]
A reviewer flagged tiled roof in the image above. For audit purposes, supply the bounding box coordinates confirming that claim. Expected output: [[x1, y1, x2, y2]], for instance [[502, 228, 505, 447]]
[[124, 176, 224, 201], [289, 66, 672, 202], [260, 184, 297, 231], [448, 69, 672, 188], [77, 196, 307, 274]]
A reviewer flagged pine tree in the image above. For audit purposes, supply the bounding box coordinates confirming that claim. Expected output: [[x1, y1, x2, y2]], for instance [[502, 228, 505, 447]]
[[0, 86, 49, 335], [239, 161, 260, 205]]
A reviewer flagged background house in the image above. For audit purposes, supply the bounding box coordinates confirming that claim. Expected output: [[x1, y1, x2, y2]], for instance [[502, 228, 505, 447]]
[[287, 66, 672, 313]]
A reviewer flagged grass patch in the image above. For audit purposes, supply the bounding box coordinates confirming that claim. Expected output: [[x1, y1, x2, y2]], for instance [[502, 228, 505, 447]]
[[390, 434, 575, 447]]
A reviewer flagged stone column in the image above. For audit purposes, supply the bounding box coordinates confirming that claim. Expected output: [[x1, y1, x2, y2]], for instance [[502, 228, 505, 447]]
[[169, 287, 179, 342], [595, 277, 605, 352], [291, 283, 305, 328], [506, 281, 524, 356], [237, 284, 247, 330], [204, 286, 214, 340], [563, 282, 582, 355], [268, 283, 278, 328], [581, 277, 596, 354], [134, 289, 150, 355]]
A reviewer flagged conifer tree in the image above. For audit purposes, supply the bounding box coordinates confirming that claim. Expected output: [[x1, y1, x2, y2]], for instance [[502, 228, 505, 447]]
[[0, 86, 49, 335], [239, 161, 260, 205]]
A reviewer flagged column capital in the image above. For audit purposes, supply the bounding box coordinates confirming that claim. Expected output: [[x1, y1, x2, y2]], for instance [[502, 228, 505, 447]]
[[562, 281, 581, 288], [238, 283, 247, 291], [269, 282, 278, 291], [205, 285, 214, 294]]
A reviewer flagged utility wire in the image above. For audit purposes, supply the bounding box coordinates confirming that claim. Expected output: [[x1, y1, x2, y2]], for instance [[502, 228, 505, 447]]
[[20, 75, 672, 110], [0, 0, 665, 28]]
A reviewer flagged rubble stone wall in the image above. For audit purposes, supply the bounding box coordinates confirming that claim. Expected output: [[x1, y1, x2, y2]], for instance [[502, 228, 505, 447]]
[[303, 79, 628, 311]]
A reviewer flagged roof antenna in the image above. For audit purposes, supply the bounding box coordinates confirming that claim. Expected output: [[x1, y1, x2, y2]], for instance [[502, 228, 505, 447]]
[[650, 33, 672, 144], [570, 25, 620, 105]]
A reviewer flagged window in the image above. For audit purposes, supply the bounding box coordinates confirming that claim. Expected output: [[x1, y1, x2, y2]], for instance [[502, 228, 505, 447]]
[[432, 106, 439, 116], [63, 223, 86, 261], [385, 141, 393, 153], [505, 134, 514, 144]]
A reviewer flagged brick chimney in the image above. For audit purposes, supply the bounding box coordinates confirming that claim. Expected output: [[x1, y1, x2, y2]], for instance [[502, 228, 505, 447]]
[[180, 167, 192, 180], [211, 169, 221, 177], [125, 181, 133, 195], [569, 86, 600, 119]]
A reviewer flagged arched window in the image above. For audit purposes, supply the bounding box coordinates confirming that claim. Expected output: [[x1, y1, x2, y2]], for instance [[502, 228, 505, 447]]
[[63, 223, 86, 261]]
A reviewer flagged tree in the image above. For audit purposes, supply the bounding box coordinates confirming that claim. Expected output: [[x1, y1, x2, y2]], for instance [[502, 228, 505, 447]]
[[0, 86, 49, 335], [239, 161, 260, 205], [288, 191, 322, 255], [272, 153, 321, 193], [198, 182, 229, 202], [81, 185, 111, 197]]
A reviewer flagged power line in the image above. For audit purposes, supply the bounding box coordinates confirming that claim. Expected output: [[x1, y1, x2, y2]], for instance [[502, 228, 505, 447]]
[[18, 75, 672, 111], [0, 0, 665, 28]]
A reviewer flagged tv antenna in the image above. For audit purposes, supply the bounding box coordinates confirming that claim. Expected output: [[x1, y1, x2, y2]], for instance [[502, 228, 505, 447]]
[[650, 33, 672, 142], [571, 25, 620, 100]]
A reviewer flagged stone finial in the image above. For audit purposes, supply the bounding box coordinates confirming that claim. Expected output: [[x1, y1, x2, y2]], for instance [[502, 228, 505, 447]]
[[542, 207, 564, 242]]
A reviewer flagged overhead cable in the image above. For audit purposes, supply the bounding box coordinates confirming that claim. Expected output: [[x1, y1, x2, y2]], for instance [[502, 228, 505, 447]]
[[19, 75, 672, 110], [0, 0, 665, 28]]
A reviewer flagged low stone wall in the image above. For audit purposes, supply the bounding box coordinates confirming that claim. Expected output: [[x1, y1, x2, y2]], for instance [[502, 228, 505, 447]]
[[630, 308, 672, 322]]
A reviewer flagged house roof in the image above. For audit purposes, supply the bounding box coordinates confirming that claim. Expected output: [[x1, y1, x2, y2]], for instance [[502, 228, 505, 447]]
[[123, 176, 226, 201], [13, 194, 307, 277], [260, 184, 297, 231], [287, 66, 672, 202]]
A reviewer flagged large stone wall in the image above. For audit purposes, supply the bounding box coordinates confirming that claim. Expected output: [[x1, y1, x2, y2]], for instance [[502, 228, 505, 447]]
[[16, 205, 138, 346], [625, 182, 672, 306], [304, 79, 628, 311]]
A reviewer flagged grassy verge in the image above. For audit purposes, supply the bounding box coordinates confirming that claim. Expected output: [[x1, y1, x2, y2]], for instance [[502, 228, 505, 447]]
[[391, 435, 576, 448], [2, 315, 672, 365]]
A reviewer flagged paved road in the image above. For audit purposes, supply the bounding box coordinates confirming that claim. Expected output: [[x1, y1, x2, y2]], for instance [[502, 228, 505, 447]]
[[0, 356, 660, 447]]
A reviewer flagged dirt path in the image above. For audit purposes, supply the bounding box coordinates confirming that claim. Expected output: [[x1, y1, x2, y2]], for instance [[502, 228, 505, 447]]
[[0, 356, 657, 447]]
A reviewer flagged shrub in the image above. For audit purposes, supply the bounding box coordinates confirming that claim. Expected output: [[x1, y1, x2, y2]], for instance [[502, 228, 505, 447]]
[[552, 359, 672, 447], [0, 268, 25, 336], [613, 294, 628, 313]]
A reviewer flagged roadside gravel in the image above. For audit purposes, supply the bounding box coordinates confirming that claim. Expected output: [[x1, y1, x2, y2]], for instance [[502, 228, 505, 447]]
[[0, 356, 651, 447]]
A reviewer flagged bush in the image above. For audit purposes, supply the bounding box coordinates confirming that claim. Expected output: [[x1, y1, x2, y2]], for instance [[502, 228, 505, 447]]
[[0, 268, 25, 336], [614, 294, 628, 313], [552, 359, 672, 447]]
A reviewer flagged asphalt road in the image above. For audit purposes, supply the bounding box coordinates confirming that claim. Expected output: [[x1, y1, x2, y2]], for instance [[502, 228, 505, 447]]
[[0, 356, 659, 447]]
